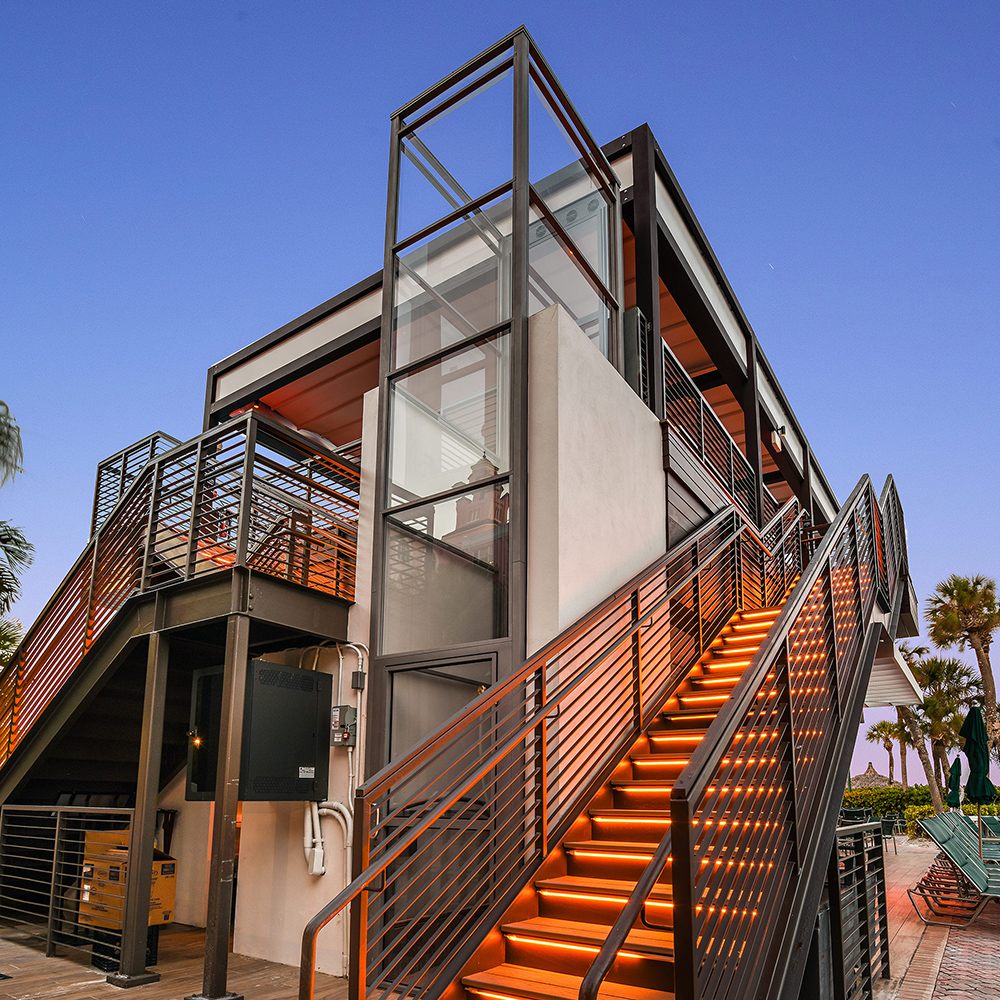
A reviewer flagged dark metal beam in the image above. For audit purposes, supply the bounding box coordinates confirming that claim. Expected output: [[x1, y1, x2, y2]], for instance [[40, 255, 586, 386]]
[[109, 630, 169, 988], [629, 125, 664, 419], [190, 612, 251, 1000], [693, 370, 726, 393], [743, 337, 765, 527]]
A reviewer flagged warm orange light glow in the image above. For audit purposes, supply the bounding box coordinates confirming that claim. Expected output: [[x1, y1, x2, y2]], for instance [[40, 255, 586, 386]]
[[569, 850, 654, 861], [506, 935, 645, 961]]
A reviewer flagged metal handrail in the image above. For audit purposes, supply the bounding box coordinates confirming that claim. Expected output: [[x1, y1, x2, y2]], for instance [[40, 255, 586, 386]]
[[579, 473, 906, 1000], [300, 477, 805, 1000], [0, 411, 360, 770]]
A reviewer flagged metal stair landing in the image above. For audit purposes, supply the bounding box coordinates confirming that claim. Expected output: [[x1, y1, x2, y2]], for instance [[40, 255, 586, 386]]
[[462, 607, 782, 1000]]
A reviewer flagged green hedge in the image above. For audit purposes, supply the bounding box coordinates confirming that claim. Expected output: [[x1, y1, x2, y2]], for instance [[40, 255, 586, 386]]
[[842, 786, 933, 816], [904, 803, 1000, 838]]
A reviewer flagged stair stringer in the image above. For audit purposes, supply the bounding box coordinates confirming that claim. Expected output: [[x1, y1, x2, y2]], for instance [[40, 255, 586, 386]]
[[763, 623, 883, 1000], [0, 599, 153, 805]]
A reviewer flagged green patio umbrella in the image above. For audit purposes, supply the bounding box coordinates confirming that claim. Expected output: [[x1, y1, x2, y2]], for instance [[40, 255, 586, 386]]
[[947, 756, 962, 808], [959, 705, 997, 858]]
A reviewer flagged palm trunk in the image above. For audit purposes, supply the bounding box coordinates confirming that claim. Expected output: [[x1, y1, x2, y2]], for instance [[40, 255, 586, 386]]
[[968, 634, 1000, 758], [884, 742, 895, 784], [897, 708, 909, 789], [900, 706, 944, 813], [934, 743, 954, 804]]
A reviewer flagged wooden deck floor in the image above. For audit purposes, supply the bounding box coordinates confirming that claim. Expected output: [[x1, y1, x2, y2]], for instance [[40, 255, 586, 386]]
[[0, 924, 348, 1000]]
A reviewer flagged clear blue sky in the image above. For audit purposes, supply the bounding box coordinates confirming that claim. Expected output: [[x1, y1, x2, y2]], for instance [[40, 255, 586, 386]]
[[3, 2, 999, 780]]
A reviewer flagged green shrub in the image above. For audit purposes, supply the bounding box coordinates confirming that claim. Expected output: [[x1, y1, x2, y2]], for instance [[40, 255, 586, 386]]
[[904, 805, 936, 838], [904, 802, 1000, 838], [842, 786, 932, 816]]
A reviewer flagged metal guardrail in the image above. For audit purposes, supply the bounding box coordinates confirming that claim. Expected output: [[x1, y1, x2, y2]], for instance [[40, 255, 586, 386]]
[[0, 805, 135, 969], [829, 821, 890, 1000], [299, 482, 806, 1000], [580, 474, 904, 1000], [91, 433, 180, 537], [662, 340, 781, 526], [0, 411, 360, 770]]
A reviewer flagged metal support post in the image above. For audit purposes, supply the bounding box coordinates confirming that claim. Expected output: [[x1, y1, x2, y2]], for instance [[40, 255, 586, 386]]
[[188, 612, 250, 1000], [108, 630, 169, 987]]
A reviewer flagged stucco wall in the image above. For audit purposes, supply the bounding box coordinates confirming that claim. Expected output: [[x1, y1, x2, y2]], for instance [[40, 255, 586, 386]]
[[526, 304, 666, 655], [157, 769, 212, 927], [231, 387, 378, 977]]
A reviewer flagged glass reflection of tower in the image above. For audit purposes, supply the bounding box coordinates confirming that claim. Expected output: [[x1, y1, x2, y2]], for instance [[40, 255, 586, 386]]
[[370, 27, 623, 766]]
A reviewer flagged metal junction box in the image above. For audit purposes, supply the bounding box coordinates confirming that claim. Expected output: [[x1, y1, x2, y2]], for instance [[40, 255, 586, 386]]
[[186, 659, 332, 802]]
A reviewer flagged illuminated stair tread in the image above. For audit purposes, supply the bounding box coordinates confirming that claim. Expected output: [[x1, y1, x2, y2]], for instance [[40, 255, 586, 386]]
[[535, 875, 673, 902], [463, 964, 674, 1000], [564, 840, 659, 854], [501, 917, 673, 958]]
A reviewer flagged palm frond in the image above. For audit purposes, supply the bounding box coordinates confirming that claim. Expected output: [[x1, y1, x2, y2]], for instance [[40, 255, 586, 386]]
[[0, 520, 33, 616], [0, 618, 22, 668], [0, 401, 24, 486]]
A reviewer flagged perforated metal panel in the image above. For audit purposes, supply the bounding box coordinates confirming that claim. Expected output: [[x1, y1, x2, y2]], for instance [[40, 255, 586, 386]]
[[186, 660, 332, 802]]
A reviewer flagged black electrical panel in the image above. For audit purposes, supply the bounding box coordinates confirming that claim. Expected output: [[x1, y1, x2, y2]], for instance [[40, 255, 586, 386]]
[[186, 660, 332, 802]]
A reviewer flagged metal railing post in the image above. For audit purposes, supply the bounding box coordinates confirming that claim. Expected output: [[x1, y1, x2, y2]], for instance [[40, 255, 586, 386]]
[[45, 808, 63, 957], [139, 460, 162, 593], [234, 416, 258, 567], [183, 439, 206, 580]]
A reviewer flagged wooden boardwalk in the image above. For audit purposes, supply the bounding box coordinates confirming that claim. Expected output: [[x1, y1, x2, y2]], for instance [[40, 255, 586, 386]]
[[0, 924, 348, 1000], [0, 836, 991, 1000]]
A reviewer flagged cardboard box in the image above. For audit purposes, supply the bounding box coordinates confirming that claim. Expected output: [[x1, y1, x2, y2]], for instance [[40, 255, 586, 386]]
[[79, 830, 177, 930]]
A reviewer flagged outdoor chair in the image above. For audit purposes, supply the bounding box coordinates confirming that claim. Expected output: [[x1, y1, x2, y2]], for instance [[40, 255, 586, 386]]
[[908, 813, 1000, 927], [840, 807, 872, 825], [882, 810, 905, 835], [880, 816, 898, 855]]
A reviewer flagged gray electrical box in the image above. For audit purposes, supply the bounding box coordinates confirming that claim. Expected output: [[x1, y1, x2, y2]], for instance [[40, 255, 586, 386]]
[[187, 659, 332, 802], [331, 705, 357, 747]]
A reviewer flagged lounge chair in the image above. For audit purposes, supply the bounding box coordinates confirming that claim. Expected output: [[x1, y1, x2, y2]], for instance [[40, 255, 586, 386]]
[[908, 813, 1000, 927]]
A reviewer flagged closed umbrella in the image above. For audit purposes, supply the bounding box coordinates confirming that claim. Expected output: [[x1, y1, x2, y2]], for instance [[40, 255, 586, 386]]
[[947, 756, 962, 809], [959, 705, 997, 858]]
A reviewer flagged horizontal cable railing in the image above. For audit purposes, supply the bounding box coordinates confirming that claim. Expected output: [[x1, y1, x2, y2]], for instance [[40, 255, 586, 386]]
[[580, 474, 906, 1000], [0, 412, 360, 771], [300, 489, 806, 1000], [662, 340, 781, 526]]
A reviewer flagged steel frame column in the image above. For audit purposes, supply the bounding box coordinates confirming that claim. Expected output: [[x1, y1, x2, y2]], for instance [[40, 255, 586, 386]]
[[109, 629, 169, 987], [629, 125, 664, 419], [509, 30, 529, 672], [188, 612, 251, 1000], [743, 335, 765, 527]]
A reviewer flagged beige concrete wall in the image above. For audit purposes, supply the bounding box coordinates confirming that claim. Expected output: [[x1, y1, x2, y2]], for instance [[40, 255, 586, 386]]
[[526, 304, 666, 655], [157, 770, 212, 927], [232, 388, 378, 977]]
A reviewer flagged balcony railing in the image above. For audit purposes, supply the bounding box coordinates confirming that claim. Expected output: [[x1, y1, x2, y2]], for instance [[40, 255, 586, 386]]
[[0, 412, 360, 769], [662, 339, 781, 526]]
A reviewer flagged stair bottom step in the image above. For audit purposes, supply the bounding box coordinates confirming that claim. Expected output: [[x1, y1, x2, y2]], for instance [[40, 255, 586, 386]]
[[464, 963, 673, 1000]]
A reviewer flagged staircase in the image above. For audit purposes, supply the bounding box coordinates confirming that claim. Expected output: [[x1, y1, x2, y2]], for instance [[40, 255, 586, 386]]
[[462, 607, 782, 1000]]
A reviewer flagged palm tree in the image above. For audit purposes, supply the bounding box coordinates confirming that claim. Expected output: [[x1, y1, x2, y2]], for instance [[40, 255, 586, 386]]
[[897, 642, 945, 813], [0, 619, 22, 668], [865, 720, 899, 784], [0, 400, 31, 660], [926, 575, 1000, 760], [896, 708, 909, 788], [913, 655, 980, 789], [0, 401, 23, 487]]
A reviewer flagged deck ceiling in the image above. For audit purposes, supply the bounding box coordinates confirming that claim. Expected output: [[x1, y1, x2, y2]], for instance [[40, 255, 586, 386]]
[[260, 338, 380, 447]]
